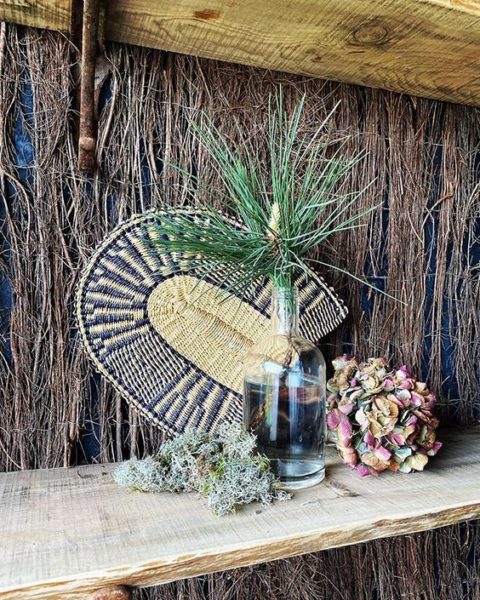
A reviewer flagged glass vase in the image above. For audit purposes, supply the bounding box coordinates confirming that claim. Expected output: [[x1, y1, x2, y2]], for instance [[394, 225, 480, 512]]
[[243, 286, 326, 490]]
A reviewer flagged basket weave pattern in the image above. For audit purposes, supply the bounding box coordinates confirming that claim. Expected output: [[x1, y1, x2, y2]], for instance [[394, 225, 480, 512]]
[[76, 211, 348, 435]]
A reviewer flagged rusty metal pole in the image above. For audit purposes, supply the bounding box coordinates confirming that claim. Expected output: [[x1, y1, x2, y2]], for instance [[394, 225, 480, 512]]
[[78, 0, 100, 172]]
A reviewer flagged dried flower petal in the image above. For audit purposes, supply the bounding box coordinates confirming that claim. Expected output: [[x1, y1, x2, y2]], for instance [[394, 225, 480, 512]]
[[396, 389, 412, 406], [338, 417, 353, 445], [405, 453, 429, 471], [427, 440, 442, 456], [364, 430, 375, 448], [362, 451, 390, 473], [383, 378, 394, 390], [338, 402, 354, 415], [340, 446, 358, 467], [396, 365, 410, 379], [356, 464, 372, 477], [327, 355, 441, 477], [327, 409, 341, 430], [373, 443, 392, 461], [388, 461, 400, 472]]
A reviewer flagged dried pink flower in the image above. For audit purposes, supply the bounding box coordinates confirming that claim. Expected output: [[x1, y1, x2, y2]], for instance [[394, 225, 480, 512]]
[[326, 356, 442, 476]]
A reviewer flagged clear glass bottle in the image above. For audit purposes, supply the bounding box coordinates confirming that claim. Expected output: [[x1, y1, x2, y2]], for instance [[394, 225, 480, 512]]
[[243, 286, 326, 489]]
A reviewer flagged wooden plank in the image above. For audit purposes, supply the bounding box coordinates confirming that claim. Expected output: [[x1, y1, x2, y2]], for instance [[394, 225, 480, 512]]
[[0, 428, 479, 599], [105, 0, 480, 105], [1, 0, 480, 106], [0, 0, 70, 32]]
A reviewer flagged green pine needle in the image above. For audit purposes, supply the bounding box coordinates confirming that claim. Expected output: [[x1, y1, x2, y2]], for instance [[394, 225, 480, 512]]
[[150, 91, 395, 302]]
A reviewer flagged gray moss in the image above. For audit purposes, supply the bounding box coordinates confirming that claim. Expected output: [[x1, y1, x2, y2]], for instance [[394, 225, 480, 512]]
[[114, 424, 290, 515]]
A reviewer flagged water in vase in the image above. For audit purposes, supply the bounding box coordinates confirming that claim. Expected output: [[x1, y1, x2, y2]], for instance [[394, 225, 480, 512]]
[[244, 372, 326, 489]]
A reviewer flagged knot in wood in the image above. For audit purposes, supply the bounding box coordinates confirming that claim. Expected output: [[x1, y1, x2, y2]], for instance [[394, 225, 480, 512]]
[[351, 22, 389, 46]]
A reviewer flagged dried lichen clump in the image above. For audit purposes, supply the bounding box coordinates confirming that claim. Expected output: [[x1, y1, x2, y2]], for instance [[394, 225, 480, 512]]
[[114, 424, 290, 515]]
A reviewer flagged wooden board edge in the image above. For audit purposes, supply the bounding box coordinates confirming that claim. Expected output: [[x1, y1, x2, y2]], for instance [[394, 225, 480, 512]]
[[1, 0, 480, 107], [0, 1, 71, 33], [2, 501, 479, 599]]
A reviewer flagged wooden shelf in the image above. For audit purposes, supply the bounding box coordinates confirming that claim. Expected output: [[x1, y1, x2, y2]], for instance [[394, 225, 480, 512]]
[[1, 428, 479, 599], [1, 1, 480, 106]]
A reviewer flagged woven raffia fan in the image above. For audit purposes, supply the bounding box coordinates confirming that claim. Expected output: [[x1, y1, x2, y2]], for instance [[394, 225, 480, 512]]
[[76, 210, 348, 435]]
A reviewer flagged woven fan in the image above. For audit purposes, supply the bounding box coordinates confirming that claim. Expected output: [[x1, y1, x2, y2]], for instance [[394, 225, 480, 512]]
[[76, 210, 348, 436]]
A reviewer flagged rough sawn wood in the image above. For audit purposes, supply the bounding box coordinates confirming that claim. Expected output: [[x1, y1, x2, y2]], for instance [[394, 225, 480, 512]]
[[0, 0, 480, 105], [0, 429, 478, 599]]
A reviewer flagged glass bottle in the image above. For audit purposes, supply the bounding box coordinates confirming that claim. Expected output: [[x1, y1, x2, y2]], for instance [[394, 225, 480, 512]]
[[243, 286, 326, 490]]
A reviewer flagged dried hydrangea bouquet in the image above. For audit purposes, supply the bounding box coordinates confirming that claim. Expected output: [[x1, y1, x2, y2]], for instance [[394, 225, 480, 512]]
[[327, 356, 442, 476]]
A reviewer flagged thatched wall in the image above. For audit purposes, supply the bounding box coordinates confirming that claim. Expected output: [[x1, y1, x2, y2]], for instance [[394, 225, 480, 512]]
[[0, 25, 479, 599]]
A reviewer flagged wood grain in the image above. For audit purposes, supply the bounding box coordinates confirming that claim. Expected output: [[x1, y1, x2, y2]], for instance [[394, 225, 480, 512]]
[[0, 0, 480, 105], [0, 429, 479, 599], [106, 0, 480, 106], [0, 0, 70, 32]]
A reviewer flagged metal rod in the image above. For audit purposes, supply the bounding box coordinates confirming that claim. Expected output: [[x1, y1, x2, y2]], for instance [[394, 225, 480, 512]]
[[78, 0, 100, 172], [89, 585, 132, 600]]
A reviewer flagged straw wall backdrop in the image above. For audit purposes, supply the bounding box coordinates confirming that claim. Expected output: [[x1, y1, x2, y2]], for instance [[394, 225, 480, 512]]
[[0, 25, 479, 600]]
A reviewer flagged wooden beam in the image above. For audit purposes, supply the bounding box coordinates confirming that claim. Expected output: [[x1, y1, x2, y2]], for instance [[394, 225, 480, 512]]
[[0, 429, 479, 599], [0, 0, 480, 106], [0, 0, 70, 32], [106, 0, 480, 105]]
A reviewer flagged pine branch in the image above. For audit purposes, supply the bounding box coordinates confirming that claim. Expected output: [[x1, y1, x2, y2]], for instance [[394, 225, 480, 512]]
[[150, 91, 395, 302]]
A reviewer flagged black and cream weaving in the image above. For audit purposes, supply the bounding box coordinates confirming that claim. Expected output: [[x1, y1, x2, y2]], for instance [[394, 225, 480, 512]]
[[76, 210, 348, 435]]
